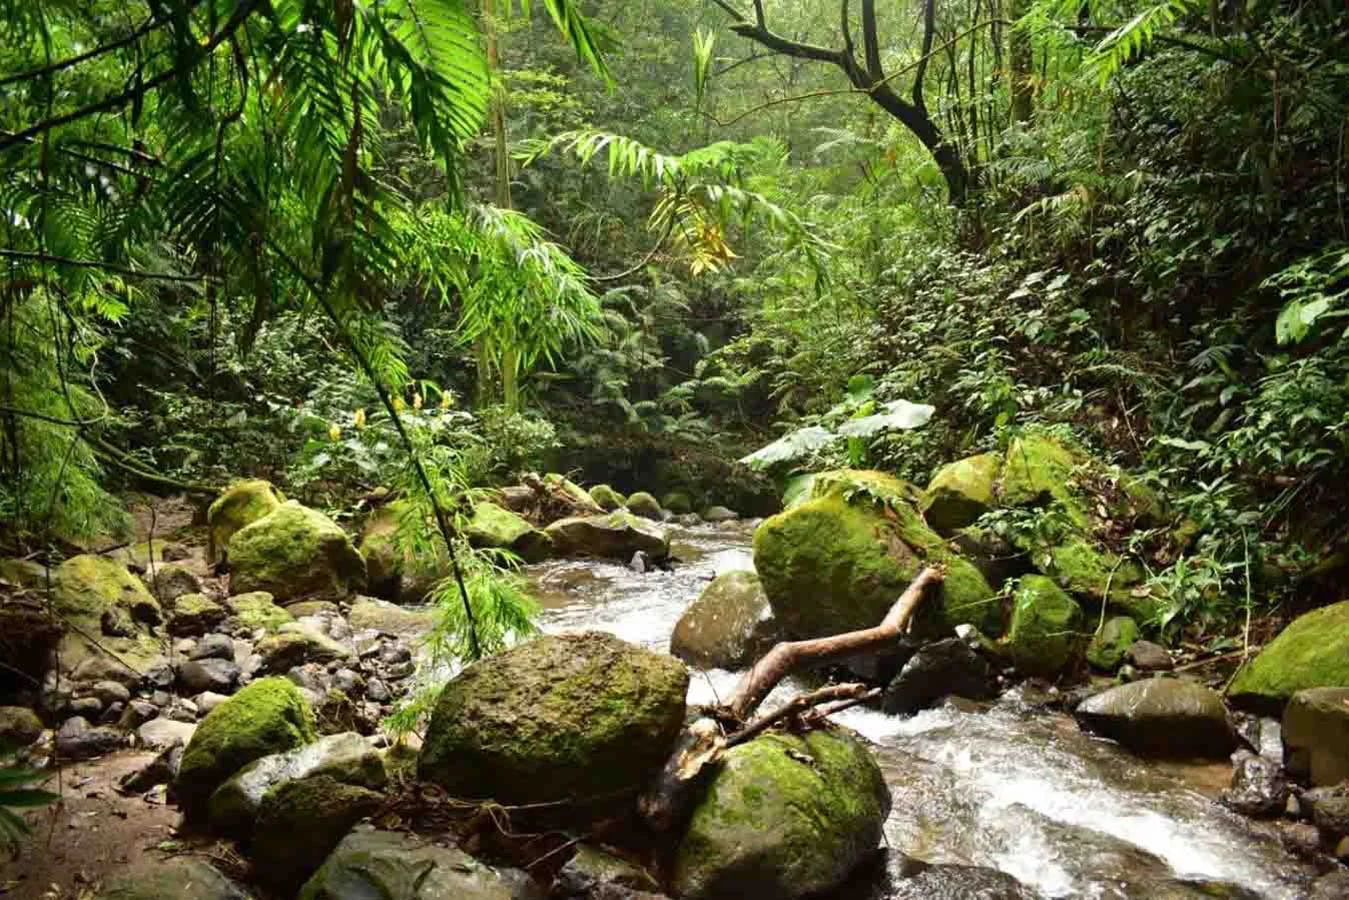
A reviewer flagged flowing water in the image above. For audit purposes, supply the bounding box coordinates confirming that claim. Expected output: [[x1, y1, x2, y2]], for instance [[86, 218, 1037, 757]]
[[526, 521, 1315, 899]]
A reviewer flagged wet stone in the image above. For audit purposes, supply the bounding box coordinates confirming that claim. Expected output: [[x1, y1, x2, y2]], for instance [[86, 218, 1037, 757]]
[[1220, 751, 1288, 817], [178, 658, 241, 694], [56, 715, 124, 759], [1125, 640, 1173, 671], [192, 633, 237, 661]]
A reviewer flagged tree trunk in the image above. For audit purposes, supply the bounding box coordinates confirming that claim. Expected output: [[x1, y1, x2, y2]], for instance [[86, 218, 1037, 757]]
[[1009, 0, 1033, 124]]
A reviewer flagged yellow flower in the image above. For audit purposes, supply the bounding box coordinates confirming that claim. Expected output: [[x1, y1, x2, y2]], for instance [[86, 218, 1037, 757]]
[[392, 397, 405, 413], [328, 423, 341, 442], [439, 390, 453, 410], [354, 408, 366, 430], [412, 392, 423, 410]]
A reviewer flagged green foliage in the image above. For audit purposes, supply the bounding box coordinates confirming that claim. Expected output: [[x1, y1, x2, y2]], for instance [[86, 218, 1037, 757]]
[[0, 764, 57, 855]]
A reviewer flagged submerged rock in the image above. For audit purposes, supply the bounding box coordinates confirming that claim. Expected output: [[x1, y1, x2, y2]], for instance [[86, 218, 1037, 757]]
[[1001, 575, 1084, 676], [97, 857, 255, 900], [419, 632, 687, 808], [252, 775, 384, 891], [624, 491, 663, 520], [1075, 678, 1236, 758], [920, 453, 1001, 535], [228, 501, 366, 602], [1282, 686, 1349, 787], [1228, 602, 1349, 711], [544, 512, 670, 561], [670, 571, 779, 669], [673, 729, 891, 900], [883, 638, 997, 715], [208, 479, 284, 566]]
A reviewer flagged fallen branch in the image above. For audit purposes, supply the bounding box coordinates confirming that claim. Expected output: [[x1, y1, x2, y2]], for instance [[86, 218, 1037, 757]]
[[725, 682, 871, 749]]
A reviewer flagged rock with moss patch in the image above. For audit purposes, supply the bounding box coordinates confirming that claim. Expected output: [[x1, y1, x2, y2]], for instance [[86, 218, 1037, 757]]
[[556, 844, 661, 896], [467, 502, 553, 562], [1282, 687, 1349, 786], [228, 501, 366, 602], [1087, 616, 1140, 671], [672, 729, 890, 900], [356, 500, 449, 603], [1075, 678, 1236, 758], [661, 491, 694, 516], [224, 591, 293, 633], [298, 830, 542, 900], [254, 624, 352, 675], [208, 731, 386, 839], [0, 706, 43, 750], [671, 571, 779, 669], [921, 453, 1002, 534], [1001, 575, 1084, 676], [419, 632, 687, 809], [624, 491, 663, 520], [175, 677, 316, 819], [544, 473, 601, 511], [753, 470, 1000, 640], [96, 857, 254, 900], [544, 512, 670, 561], [143, 562, 203, 605], [589, 484, 625, 511], [167, 593, 228, 637], [54, 555, 163, 671], [1034, 536, 1155, 617], [347, 597, 434, 638], [208, 480, 284, 565], [1228, 601, 1349, 711], [252, 774, 384, 891]]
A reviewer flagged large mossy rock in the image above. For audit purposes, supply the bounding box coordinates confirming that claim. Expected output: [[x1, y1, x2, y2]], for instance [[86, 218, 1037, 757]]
[[670, 571, 779, 669], [208, 480, 284, 565], [672, 729, 891, 900], [356, 500, 448, 604], [999, 433, 1088, 517], [97, 857, 255, 900], [1000, 575, 1084, 676], [753, 470, 999, 640], [298, 830, 543, 900], [662, 491, 694, 516], [1075, 678, 1237, 758], [1086, 616, 1140, 671], [920, 453, 1001, 535], [54, 554, 163, 670], [467, 502, 553, 562], [224, 591, 293, 633], [589, 484, 625, 512], [176, 677, 316, 818], [1228, 601, 1349, 711], [418, 632, 688, 807], [252, 775, 384, 891], [624, 491, 663, 520], [1282, 687, 1349, 786], [543, 512, 669, 560], [228, 501, 366, 602]]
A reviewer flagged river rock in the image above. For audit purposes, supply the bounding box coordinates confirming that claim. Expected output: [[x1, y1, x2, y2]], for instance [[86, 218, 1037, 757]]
[[297, 830, 543, 900], [137, 716, 197, 750], [883, 638, 997, 715], [208, 479, 284, 565], [419, 632, 687, 807], [191, 632, 237, 661], [167, 593, 229, 637], [208, 731, 386, 838], [1001, 575, 1084, 676], [175, 676, 316, 818], [228, 501, 366, 602], [1075, 678, 1237, 758], [54, 555, 163, 671], [662, 491, 694, 516], [1310, 870, 1349, 900], [920, 452, 1001, 535], [224, 591, 294, 633], [467, 502, 553, 562], [589, 484, 625, 511], [97, 856, 255, 900], [1282, 687, 1349, 786], [0, 706, 43, 748], [544, 512, 670, 561], [1229, 602, 1349, 711], [56, 715, 124, 759], [177, 658, 240, 694], [348, 597, 434, 637], [1087, 616, 1139, 671], [118, 742, 185, 794], [143, 562, 203, 605], [673, 729, 891, 900], [753, 469, 999, 640], [1220, 750, 1288, 817], [884, 860, 1040, 899], [624, 491, 663, 520], [88, 679, 131, 706], [1125, 640, 1172, 671], [670, 571, 779, 669], [702, 506, 739, 522], [254, 623, 352, 674], [252, 775, 384, 891], [357, 500, 447, 603], [554, 844, 662, 897]]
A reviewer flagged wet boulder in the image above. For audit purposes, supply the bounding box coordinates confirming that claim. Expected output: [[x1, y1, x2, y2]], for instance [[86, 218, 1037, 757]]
[[175, 677, 317, 818], [753, 470, 1000, 640], [1000, 575, 1084, 676], [97, 857, 255, 900], [228, 501, 366, 602], [670, 571, 779, 669], [252, 775, 384, 891], [166, 592, 228, 637], [1228, 601, 1349, 711], [624, 491, 663, 520], [673, 729, 891, 900], [589, 484, 625, 511], [882, 638, 998, 715], [298, 830, 543, 900], [1075, 678, 1237, 758], [1282, 687, 1349, 787], [54, 555, 163, 671], [920, 452, 1001, 534], [418, 632, 687, 808], [1220, 750, 1289, 817], [467, 502, 553, 562], [1086, 616, 1139, 671], [208, 479, 284, 566], [544, 512, 670, 561]]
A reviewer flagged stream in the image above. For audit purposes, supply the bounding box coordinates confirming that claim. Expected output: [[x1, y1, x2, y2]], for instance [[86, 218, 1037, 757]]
[[526, 520, 1315, 900]]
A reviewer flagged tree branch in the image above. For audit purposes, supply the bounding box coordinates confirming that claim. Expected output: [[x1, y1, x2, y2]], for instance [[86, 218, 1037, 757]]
[[861, 0, 884, 78], [915, 0, 938, 108], [728, 22, 843, 64], [0, 15, 161, 88], [0, 250, 215, 284]]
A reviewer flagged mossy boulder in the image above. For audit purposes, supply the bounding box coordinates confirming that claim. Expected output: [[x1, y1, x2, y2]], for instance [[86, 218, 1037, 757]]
[[589, 484, 625, 511], [1075, 678, 1236, 758], [96, 857, 254, 900], [466, 502, 553, 562], [252, 775, 384, 891], [254, 624, 352, 675], [225, 591, 293, 633], [418, 632, 688, 807], [921, 453, 1002, 534], [670, 571, 779, 669], [662, 491, 694, 516], [347, 597, 434, 637], [544, 473, 600, 511], [208, 479, 284, 565], [298, 831, 540, 900], [356, 500, 446, 604], [0, 706, 43, 750], [228, 501, 366, 602], [175, 677, 316, 819], [624, 491, 663, 520], [167, 592, 228, 637], [672, 729, 891, 900], [1033, 536, 1154, 616], [1087, 616, 1140, 671], [1228, 601, 1349, 711], [1000, 575, 1085, 676], [753, 472, 1000, 640], [544, 511, 670, 560], [54, 554, 163, 670]]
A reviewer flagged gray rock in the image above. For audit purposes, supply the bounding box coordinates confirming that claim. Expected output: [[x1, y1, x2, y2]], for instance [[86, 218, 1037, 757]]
[[56, 716, 124, 759], [670, 571, 779, 671], [71, 656, 141, 689], [252, 776, 385, 891], [297, 829, 543, 900], [629, 550, 648, 573], [191, 633, 237, 661], [178, 658, 241, 694], [137, 716, 197, 750], [1125, 640, 1173, 671], [119, 699, 159, 729], [101, 702, 126, 725], [193, 692, 231, 716], [69, 696, 104, 717], [1220, 750, 1288, 817], [544, 512, 670, 561], [554, 844, 661, 897], [142, 562, 203, 604], [97, 856, 255, 900], [366, 679, 391, 703], [1313, 796, 1349, 837], [883, 638, 998, 716], [1074, 677, 1236, 758], [1283, 687, 1349, 787], [89, 680, 132, 706], [117, 742, 185, 794], [0, 706, 43, 748], [332, 669, 365, 695], [702, 506, 739, 522], [254, 624, 353, 675], [144, 658, 176, 689]]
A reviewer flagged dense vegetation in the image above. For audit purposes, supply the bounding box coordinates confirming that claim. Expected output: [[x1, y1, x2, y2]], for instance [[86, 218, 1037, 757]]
[[2, 0, 1347, 662]]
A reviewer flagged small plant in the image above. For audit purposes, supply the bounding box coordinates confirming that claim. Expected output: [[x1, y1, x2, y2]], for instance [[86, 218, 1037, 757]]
[[0, 764, 57, 856]]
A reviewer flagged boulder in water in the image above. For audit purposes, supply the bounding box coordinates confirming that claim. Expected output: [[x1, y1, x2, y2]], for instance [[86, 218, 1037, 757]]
[[466, 502, 553, 562], [543, 511, 670, 560], [418, 632, 687, 808], [662, 491, 694, 516], [1282, 686, 1349, 786], [702, 505, 739, 522], [624, 491, 663, 520], [670, 571, 779, 670], [1001, 575, 1084, 676], [672, 729, 891, 900], [1228, 601, 1349, 711], [1074, 677, 1237, 758], [920, 452, 1001, 534], [228, 501, 366, 602], [251, 775, 384, 891], [1220, 750, 1289, 817], [208, 479, 284, 565], [882, 637, 997, 715]]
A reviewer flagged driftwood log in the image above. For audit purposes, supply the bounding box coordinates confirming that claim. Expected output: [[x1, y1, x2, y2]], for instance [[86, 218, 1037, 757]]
[[639, 565, 945, 832]]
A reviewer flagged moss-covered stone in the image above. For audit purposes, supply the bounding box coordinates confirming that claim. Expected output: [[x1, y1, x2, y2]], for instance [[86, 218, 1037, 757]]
[[254, 625, 352, 674], [1087, 616, 1140, 671], [670, 571, 779, 669], [54, 554, 163, 670], [624, 491, 663, 520], [96, 857, 253, 900], [176, 677, 316, 819], [1001, 575, 1085, 676], [466, 502, 552, 562], [208, 479, 283, 565], [0, 706, 43, 750], [297, 831, 536, 900], [589, 484, 625, 511], [167, 592, 228, 637], [228, 501, 366, 602], [662, 491, 694, 515], [673, 729, 890, 900], [1228, 601, 1349, 710], [999, 433, 1089, 526], [1034, 536, 1154, 617], [252, 775, 384, 891], [921, 453, 1002, 534], [356, 501, 446, 604], [347, 597, 434, 637], [544, 511, 669, 560], [418, 632, 688, 807], [225, 591, 293, 633]]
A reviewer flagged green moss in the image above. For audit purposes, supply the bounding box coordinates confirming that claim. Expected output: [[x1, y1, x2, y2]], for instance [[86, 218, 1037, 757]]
[[1035, 536, 1157, 619], [1087, 616, 1140, 671], [589, 484, 625, 511], [625, 491, 663, 519], [810, 468, 922, 508], [465, 502, 551, 562], [999, 433, 1088, 523], [921, 453, 1002, 534], [252, 775, 384, 890], [176, 677, 316, 818], [1228, 601, 1349, 708], [225, 591, 294, 633], [228, 500, 367, 602], [1001, 575, 1085, 676], [167, 592, 228, 636], [544, 473, 599, 509], [662, 491, 694, 515], [53, 555, 163, 669], [207, 479, 283, 564]]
